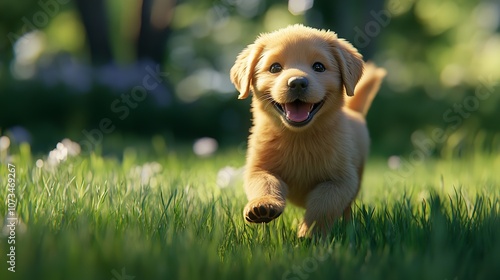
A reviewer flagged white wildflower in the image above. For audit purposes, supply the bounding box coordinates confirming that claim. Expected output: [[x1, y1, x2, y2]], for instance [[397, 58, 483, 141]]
[[0, 136, 10, 152], [46, 138, 81, 167], [193, 137, 218, 157], [216, 166, 244, 188], [387, 155, 401, 170]]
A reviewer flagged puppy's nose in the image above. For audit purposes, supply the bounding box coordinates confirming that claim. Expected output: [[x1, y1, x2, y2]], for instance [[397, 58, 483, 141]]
[[288, 77, 308, 93]]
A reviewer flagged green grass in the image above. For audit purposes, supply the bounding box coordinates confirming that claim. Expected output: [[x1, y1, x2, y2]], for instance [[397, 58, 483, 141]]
[[1, 143, 499, 280]]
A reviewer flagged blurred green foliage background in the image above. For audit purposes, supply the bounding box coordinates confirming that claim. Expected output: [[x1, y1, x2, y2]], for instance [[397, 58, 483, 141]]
[[0, 0, 499, 156]]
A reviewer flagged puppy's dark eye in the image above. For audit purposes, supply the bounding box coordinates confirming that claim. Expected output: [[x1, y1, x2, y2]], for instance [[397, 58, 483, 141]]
[[312, 62, 326, 72], [269, 63, 283, 73]]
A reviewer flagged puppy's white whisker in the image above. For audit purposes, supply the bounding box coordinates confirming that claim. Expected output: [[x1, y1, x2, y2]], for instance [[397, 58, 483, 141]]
[[258, 95, 276, 111]]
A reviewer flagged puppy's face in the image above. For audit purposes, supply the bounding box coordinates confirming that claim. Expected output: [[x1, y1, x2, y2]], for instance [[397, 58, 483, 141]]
[[231, 25, 363, 130], [254, 38, 341, 128]]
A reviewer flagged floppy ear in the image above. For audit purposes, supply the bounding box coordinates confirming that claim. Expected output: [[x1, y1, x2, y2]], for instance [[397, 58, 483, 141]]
[[332, 39, 364, 96], [230, 44, 263, 99]]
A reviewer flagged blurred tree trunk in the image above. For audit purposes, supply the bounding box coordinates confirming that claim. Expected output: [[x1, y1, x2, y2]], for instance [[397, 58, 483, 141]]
[[136, 0, 176, 65], [75, 0, 176, 67], [307, 0, 385, 60], [74, 0, 113, 65]]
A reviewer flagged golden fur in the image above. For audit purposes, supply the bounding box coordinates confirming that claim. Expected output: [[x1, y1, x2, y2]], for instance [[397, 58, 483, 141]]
[[230, 24, 386, 237]]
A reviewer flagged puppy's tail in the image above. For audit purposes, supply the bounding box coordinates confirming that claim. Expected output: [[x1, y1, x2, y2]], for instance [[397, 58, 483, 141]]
[[346, 62, 386, 117]]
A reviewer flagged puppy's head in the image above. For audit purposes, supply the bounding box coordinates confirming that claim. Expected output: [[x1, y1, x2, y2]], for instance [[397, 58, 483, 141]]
[[230, 24, 363, 130]]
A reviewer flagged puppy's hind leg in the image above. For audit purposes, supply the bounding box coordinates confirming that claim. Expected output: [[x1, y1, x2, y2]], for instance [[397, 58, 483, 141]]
[[298, 179, 358, 237], [243, 170, 288, 223]]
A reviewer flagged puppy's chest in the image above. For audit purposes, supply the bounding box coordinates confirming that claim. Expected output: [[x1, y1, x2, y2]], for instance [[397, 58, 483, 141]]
[[260, 137, 342, 187]]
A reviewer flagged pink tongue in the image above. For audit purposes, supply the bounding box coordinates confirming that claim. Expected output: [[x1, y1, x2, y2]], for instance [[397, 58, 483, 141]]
[[284, 102, 312, 122]]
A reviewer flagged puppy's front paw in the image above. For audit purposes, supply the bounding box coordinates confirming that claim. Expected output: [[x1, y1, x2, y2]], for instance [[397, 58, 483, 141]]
[[244, 197, 284, 223]]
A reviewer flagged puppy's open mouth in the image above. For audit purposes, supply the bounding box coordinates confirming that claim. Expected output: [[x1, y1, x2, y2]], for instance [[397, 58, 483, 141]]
[[273, 100, 324, 127]]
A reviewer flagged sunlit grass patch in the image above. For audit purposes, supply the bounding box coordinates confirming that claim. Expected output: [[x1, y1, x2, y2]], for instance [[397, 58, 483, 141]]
[[0, 144, 499, 279]]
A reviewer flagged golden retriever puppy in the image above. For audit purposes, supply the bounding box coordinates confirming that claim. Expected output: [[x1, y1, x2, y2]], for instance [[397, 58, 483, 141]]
[[230, 24, 386, 237]]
